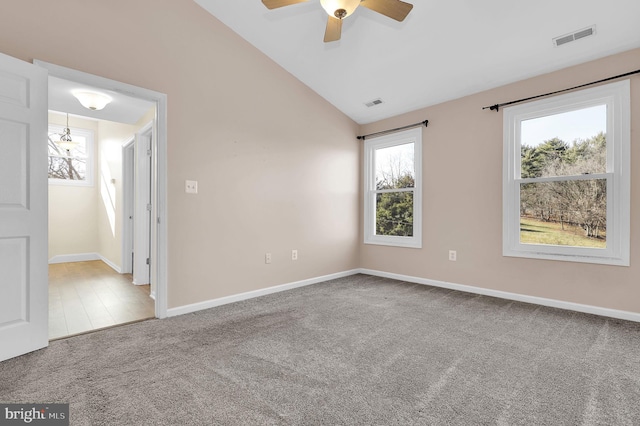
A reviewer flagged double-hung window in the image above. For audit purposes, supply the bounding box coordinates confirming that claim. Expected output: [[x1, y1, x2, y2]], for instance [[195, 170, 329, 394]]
[[48, 124, 94, 186], [503, 80, 630, 265], [364, 127, 422, 248]]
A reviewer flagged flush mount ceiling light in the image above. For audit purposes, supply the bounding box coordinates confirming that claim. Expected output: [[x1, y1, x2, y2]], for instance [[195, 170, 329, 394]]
[[261, 0, 413, 42], [72, 91, 112, 111]]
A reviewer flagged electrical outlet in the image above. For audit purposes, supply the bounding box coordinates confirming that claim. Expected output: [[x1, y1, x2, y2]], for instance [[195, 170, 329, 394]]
[[265, 253, 272, 264], [291, 249, 298, 261], [185, 180, 198, 194], [449, 250, 457, 261]]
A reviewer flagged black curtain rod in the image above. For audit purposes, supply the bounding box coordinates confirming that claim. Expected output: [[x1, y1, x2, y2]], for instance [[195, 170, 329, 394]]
[[357, 120, 428, 140], [482, 69, 640, 112]]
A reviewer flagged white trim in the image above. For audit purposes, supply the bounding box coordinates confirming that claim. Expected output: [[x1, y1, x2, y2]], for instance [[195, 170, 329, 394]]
[[358, 268, 640, 323], [35, 60, 169, 319], [363, 127, 422, 248], [48, 253, 121, 273], [48, 253, 100, 264], [121, 137, 135, 274], [99, 255, 122, 274], [166, 270, 360, 317], [502, 80, 630, 266], [167, 267, 640, 322]]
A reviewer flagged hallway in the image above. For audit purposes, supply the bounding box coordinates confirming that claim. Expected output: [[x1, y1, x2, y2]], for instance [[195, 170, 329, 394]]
[[49, 261, 154, 340]]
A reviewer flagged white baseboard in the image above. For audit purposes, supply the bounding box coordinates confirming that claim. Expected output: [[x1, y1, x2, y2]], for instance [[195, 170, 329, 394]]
[[48, 252, 122, 273], [358, 268, 640, 323], [166, 267, 640, 323], [149, 291, 156, 300], [99, 255, 122, 273], [167, 269, 360, 317], [49, 253, 100, 264]]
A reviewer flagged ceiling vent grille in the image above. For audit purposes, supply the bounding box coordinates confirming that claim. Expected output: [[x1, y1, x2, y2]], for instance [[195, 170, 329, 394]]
[[553, 25, 596, 47], [365, 98, 383, 108]]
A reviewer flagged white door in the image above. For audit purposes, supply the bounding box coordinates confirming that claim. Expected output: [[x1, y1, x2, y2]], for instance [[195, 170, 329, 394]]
[[133, 127, 152, 285], [0, 52, 48, 361]]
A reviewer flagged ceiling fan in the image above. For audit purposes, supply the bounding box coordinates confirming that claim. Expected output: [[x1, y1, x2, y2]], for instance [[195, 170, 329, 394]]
[[261, 0, 414, 42]]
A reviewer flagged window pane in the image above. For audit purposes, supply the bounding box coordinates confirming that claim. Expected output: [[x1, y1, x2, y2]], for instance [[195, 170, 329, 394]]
[[375, 143, 414, 189], [48, 157, 87, 180], [520, 179, 606, 248], [520, 105, 606, 178], [375, 191, 413, 236]]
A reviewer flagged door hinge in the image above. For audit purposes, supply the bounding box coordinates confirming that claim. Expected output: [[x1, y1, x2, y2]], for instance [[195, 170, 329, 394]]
[[146, 258, 151, 266], [146, 204, 152, 211]]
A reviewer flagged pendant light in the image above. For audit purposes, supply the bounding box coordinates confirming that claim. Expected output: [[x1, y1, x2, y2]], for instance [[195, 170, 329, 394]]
[[57, 113, 78, 152]]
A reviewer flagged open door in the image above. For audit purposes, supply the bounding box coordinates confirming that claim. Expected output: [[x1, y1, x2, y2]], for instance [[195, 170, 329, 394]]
[[0, 52, 48, 361], [133, 125, 152, 286]]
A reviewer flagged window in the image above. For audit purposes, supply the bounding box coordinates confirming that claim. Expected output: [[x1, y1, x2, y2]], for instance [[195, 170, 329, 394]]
[[503, 80, 630, 265], [48, 124, 94, 186], [364, 127, 422, 248]]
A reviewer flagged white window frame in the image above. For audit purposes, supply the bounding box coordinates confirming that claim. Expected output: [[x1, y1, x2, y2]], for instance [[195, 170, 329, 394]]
[[364, 127, 422, 248], [503, 80, 630, 266], [48, 124, 95, 187]]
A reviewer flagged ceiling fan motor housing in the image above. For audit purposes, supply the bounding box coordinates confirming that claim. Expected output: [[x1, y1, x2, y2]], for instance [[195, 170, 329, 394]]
[[320, 0, 361, 19]]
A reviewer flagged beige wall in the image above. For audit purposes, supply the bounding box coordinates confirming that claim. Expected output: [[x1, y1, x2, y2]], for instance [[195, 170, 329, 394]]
[[9, 1, 637, 316], [359, 48, 640, 313], [48, 113, 99, 259], [0, 0, 360, 309]]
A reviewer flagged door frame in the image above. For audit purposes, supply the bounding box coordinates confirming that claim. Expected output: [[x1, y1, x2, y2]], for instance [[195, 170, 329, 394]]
[[34, 60, 168, 319], [121, 137, 135, 275]]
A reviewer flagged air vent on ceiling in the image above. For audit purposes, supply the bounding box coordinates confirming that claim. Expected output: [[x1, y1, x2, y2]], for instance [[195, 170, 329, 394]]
[[553, 25, 596, 47], [365, 98, 383, 108]]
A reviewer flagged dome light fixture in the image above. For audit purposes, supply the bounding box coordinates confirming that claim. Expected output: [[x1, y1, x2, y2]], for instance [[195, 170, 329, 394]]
[[320, 0, 361, 19], [73, 91, 112, 111]]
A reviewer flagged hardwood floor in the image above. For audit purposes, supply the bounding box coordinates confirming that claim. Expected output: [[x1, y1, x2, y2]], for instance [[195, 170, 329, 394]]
[[49, 260, 155, 340]]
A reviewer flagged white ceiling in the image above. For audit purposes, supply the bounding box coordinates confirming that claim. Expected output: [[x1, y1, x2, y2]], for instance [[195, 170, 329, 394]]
[[48, 76, 154, 125], [194, 0, 640, 124]]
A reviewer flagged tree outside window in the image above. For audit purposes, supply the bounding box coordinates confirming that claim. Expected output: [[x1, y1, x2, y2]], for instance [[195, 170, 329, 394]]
[[503, 81, 630, 265], [48, 124, 94, 186], [364, 127, 422, 248]]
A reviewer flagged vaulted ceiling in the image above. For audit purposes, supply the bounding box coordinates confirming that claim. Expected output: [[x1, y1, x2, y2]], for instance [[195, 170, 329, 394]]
[[194, 0, 640, 124]]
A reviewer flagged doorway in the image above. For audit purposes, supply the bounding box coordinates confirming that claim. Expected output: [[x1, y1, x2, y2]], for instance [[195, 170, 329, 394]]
[[37, 60, 168, 340], [47, 109, 156, 339]]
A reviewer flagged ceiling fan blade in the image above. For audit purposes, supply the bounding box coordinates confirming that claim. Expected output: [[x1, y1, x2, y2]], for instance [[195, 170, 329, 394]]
[[360, 0, 413, 22], [324, 16, 342, 42], [261, 0, 309, 10]]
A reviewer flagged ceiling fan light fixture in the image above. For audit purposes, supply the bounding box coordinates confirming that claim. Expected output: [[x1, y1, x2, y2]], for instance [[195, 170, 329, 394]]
[[73, 91, 112, 111], [320, 0, 360, 19]]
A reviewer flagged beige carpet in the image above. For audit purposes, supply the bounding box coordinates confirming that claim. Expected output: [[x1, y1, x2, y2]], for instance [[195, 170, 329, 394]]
[[1, 274, 639, 425]]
